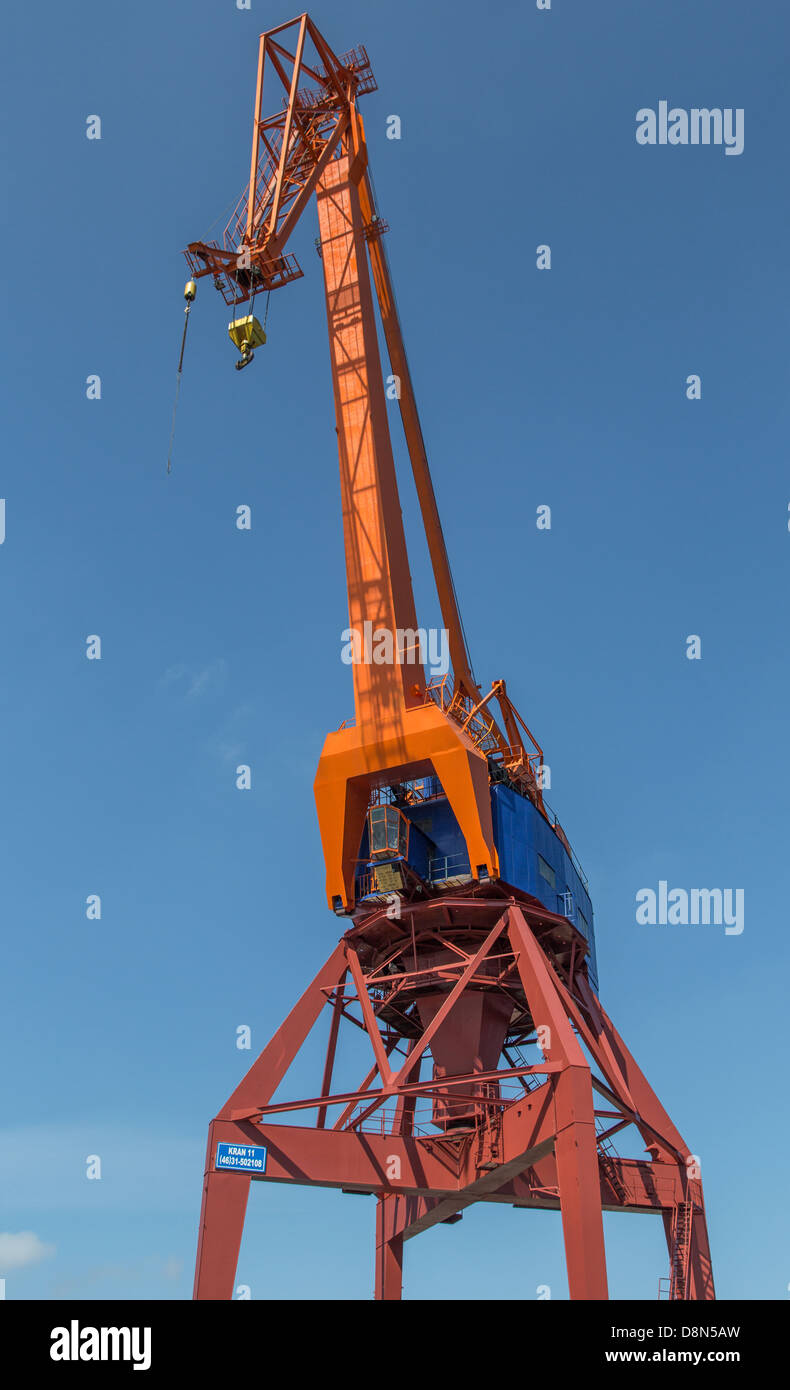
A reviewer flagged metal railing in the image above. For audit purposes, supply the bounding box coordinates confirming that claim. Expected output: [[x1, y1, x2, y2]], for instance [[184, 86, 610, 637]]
[[427, 853, 471, 883]]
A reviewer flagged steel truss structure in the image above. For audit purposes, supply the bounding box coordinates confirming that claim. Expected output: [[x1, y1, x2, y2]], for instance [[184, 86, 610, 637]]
[[194, 887, 714, 1300]]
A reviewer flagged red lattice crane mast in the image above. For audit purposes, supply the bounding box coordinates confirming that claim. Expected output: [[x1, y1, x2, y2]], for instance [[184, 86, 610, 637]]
[[185, 13, 715, 1302]]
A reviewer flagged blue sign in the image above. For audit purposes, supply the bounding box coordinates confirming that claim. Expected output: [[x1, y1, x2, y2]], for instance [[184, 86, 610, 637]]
[[215, 1142, 267, 1174]]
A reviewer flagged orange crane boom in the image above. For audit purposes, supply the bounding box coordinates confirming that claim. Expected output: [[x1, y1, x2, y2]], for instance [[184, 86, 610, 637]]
[[184, 13, 545, 909]]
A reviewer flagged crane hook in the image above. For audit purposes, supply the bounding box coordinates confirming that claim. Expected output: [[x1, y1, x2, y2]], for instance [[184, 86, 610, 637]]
[[234, 343, 255, 371]]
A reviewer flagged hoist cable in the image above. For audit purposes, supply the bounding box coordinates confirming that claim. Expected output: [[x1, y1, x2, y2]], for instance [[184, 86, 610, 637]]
[[166, 299, 193, 474]]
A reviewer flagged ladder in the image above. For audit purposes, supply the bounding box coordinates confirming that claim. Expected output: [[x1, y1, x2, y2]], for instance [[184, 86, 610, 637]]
[[596, 1122, 629, 1204], [669, 1201, 695, 1299], [503, 1043, 545, 1094]]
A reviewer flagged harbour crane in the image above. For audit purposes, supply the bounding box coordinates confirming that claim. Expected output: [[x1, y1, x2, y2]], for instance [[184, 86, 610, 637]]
[[185, 13, 714, 1301]]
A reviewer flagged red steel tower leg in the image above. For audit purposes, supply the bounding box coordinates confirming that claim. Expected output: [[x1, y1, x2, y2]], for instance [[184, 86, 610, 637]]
[[574, 978, 715, 1301], [193, 943, 347, 1299], [507, 907, 609, 1299], [193, 1122, 252, 1301], [375, 1194, 404, 1300], [545, 966, 715, 1299], [687, 1208, 715, 1301]]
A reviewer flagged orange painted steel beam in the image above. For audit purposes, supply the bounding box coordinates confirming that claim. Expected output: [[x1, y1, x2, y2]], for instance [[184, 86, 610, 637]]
[[312, 156, 500, 906], [266, 20, 308, 239], [356, 147, 479, 705], [306, 128, 502, 911], [354, 118, 548, 801], [315, 146, 423, 726], [246, 31, 269, 243]]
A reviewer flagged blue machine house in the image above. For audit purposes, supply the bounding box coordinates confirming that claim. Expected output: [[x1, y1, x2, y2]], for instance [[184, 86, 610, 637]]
[[356, 775, 598, 991]]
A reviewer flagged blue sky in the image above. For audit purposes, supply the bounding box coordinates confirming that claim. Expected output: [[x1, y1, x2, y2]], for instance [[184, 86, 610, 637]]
[[1, 0, 788, 1300]]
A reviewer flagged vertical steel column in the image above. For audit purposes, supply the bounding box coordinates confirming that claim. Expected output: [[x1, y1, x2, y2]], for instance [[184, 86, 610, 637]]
[[192, 1121, 251, 1300], [507, 907, 609, 1299], [375, 1194, 404, 1300], [574, 975, 715, 1300]]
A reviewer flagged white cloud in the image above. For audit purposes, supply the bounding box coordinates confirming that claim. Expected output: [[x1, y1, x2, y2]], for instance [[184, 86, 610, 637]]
[[0, 1231, 55, 1273], [160, 659, 228, 700], [187, 659, 228, 700]]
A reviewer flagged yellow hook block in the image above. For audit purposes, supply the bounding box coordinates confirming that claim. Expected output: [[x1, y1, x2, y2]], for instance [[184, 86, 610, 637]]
[[228, 315, 267, 352]]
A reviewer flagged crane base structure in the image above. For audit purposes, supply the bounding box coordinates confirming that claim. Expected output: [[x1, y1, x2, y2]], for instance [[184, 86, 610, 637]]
[[193, 885, 714, 1301]]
